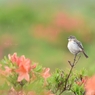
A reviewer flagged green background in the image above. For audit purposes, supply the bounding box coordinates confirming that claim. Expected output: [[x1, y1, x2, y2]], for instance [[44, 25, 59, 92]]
[[0, 0, 95, 74]]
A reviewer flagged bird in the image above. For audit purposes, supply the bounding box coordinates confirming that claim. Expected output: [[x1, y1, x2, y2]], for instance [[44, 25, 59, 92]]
[[67, 35, 88, 58]]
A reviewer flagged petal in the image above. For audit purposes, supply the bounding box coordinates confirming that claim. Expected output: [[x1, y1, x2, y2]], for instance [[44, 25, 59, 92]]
[[17, 72, 30, 82], [17, 73, 24, 82], [42, 68, 51, 79], [25, 73, 30, 82]]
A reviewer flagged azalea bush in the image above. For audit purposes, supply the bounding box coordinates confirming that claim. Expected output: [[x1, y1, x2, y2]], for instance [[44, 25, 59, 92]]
[[47, 56, 86, 95], [0, 53, 52, 95], [0, 53, 95, 95], [47, 56, 95, 95]]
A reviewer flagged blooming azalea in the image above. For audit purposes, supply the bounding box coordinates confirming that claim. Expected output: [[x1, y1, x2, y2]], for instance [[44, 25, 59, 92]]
[[8, 53, 18, 64], [16, 56, 31, 82], [18, 55, 31, 71], [0, 53, 55, 95], [84, 75, 95, 95], [16, 65, 30, 82], [42, 68, 51, 79], [8, 53, 31, 82]]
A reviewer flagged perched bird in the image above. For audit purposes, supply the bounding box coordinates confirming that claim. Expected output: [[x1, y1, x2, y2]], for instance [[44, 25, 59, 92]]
[[67, 35, 88, 58]]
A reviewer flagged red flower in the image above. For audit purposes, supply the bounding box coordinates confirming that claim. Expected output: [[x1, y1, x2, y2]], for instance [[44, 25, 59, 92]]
[[8, 53, 18, 64], [42, 68, 51, 79], [84, 75, 95, 95], [16, 56, 31, 82], [18, 55, 31, 71], [9, 53, 31, 82]]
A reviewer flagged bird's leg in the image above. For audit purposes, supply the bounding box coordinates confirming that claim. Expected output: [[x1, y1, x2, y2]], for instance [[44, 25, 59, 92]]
[[74, 54, 77, 62], [74, 54, 81, 66]]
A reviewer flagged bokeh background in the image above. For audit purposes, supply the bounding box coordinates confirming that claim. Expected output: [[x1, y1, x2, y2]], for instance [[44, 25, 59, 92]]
[[0, 0, 95, 74]]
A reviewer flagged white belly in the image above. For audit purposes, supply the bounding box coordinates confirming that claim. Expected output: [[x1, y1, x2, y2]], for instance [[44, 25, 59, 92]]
[[67, 41, 82, 55]]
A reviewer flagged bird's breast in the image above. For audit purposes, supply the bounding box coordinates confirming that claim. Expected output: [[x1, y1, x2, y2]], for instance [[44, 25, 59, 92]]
[[67, 41, 82, 54]]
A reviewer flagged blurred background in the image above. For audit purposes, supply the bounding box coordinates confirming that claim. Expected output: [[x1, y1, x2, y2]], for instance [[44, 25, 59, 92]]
[[0, 0, 95, 74]]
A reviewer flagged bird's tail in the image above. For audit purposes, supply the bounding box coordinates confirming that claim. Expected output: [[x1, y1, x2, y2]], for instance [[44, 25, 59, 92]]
[[82, 51, 88, 58]]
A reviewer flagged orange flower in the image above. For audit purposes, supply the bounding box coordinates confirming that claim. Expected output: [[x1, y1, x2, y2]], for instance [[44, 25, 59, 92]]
[[18, 55, 31, 71], [42, 68, 51, 79], [5, 66, 12, 75], [16, 56, 31, 82], [85, 75, 95, 95], [16, 65, 30, 82], [76, 76, 88, 86], [8, 53, 37, 82], [8, 53, 18, 64]]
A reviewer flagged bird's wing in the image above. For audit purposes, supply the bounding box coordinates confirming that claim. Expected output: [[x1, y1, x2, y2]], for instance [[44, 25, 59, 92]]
[[74, 40, 84, 50]]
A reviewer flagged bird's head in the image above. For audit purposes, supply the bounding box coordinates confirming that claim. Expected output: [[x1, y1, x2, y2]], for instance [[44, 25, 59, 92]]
[[68, 35, 76, 41]]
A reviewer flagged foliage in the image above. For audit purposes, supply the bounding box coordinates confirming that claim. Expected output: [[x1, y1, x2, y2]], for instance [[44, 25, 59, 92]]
[[0, 53, 52, 95], [0, 53, 95, 95], [47, 55, 87, 95]]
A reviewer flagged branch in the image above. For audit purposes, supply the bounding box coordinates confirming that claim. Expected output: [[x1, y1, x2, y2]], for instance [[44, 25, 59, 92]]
[[59, 55, 81, 95]]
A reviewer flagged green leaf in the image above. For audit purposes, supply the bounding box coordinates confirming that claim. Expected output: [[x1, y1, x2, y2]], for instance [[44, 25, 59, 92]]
[[34, 65, 42, 72]]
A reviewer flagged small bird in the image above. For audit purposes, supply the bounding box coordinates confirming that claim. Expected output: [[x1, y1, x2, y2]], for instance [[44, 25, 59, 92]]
[[67, 35, 88, 58]]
